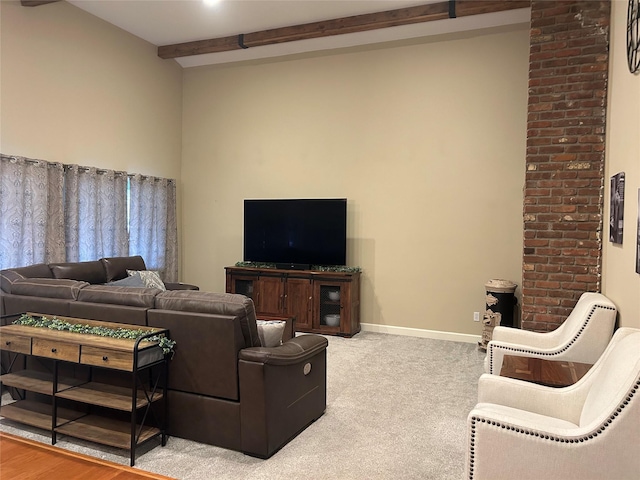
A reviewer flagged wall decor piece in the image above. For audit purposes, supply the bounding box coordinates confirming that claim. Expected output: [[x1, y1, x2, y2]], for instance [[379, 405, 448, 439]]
[[636, 189, 640, 274], [629, 0, 640, 73], [610, 172, 626, 244]]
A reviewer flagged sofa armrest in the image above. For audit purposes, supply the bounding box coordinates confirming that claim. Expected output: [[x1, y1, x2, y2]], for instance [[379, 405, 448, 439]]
[[239, 334, 327, 458], [238, 335, 327, 365], [164, 282, 199, 291]]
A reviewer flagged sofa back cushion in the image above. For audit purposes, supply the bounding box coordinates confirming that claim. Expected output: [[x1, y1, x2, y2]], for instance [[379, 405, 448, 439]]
[[50, 260, 106, 284], [1, 270, 24, 293], [148, 310, 246, 400], [69, 302, 149, 326], [101, 255, 147, 282], [11, 278, 88, 300], [77, 284, 159, 308], [0, 264, 53, 293], [154, 291, 261, 348]]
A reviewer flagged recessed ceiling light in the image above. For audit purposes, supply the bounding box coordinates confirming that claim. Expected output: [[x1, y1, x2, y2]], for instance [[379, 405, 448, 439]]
[[203, 0, 221, 6]]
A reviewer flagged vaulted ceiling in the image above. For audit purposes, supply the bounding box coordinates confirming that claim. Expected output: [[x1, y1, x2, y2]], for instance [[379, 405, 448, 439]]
[[29, 1, 531, 67]]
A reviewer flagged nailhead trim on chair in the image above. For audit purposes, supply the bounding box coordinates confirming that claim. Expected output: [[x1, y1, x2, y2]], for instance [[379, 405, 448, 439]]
[[467, 377, 640, 479], [488, 304, 616, 373]]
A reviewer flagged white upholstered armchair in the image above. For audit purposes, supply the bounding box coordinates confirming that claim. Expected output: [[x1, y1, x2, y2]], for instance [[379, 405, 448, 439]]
[[485, 292, 617, 374], [467, 327, 640, 480]]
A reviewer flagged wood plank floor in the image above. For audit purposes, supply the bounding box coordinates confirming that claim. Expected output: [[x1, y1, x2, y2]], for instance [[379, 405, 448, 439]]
[[0, 432, 175, 480]]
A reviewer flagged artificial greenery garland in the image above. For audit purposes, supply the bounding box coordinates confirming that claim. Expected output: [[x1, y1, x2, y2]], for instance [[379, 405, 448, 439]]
[[13, 314, 176, 356], [235, 261, 361, 273]]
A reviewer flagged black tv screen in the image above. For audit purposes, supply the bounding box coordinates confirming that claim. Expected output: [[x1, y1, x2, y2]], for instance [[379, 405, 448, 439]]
[[243, 198, 347, 269]]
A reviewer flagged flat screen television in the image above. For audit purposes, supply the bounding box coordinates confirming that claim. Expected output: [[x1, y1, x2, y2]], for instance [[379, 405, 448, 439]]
[[243, 198, 347, 269]]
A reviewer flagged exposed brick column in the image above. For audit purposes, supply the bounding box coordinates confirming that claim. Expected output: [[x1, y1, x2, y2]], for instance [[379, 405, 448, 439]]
[[522, 1, 611, 331]]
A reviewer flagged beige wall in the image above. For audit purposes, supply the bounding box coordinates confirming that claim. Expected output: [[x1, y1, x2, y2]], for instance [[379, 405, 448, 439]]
[[182, 27, 530, 336], [3, 1, 633, 336], [603, 1, 640, 328], [0, 1, 182, 179]]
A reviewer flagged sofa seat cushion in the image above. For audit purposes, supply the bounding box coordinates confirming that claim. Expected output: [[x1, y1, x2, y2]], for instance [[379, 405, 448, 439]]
[[10, 278, 89, 300], [78, 284, 159, 308], [155, 291, 261, 347], [101, 255, 146, 282], [50, 260, 106, 284]]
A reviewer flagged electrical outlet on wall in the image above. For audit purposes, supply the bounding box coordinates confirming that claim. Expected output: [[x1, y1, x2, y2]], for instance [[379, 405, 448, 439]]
[[473, 312, 480, 322]]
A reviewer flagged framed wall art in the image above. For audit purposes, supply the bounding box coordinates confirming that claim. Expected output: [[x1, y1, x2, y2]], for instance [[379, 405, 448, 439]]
[[610, 172, 625, 244]]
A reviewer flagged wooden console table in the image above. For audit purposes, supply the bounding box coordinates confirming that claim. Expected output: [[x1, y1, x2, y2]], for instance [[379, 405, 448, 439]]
[[500, 355, 592, 387], [0, 313, 169, 466]]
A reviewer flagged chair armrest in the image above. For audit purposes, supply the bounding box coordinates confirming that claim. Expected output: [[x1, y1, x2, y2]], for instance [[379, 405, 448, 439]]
[[491, 326, 558, 348], [238, 335, 328, 366], [487, 337, 568, 374], [477, 374, 588, 424], [164, 282, 199, 291]]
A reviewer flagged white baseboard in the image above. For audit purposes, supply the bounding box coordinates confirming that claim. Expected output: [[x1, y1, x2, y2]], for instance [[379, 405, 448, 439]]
[[360, 323, 481, 344]]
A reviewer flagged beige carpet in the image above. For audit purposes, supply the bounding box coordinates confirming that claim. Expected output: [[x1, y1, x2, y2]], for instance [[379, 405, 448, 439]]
[[1, 331, 486, 479]]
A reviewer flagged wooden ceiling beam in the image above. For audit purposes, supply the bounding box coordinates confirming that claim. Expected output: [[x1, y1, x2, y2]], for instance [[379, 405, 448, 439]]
[[21, 1, 60, 6], [158, 0, 530, 60]]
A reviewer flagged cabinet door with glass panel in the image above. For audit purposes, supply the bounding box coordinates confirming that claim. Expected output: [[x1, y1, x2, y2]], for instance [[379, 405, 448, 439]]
[[227, 273, 259, 302], [313, 281, 347, 334]]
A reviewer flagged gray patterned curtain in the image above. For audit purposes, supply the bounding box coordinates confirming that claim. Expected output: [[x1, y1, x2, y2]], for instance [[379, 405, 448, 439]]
[[64, 165, 129, 262], [1, 154, 177, 277], [129, 174, 178, 282], [0, 155, 65, 269]]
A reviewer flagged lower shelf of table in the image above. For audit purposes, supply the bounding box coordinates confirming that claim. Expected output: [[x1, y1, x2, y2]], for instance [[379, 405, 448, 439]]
[[1, 399, 84, 430], [56, 414, 161, 449], [2, 370, 163, 411], [1, 399, 161, 450]]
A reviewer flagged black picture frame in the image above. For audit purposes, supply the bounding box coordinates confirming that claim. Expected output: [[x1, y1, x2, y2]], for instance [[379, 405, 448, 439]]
[[610, 172, 625, 244]]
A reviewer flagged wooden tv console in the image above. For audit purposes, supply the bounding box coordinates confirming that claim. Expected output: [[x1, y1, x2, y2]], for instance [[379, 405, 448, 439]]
[[225, 266, 360, 337]]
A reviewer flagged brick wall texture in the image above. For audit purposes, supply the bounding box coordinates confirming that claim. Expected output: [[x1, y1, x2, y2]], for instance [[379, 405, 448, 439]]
[[523, 1, 611, 331]]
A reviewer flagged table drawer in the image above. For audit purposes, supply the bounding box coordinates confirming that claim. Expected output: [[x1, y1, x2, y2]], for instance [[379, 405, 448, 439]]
[[81, 346, 133, 371], [32, 339, 79, 362], [0, 333, 31, 354]]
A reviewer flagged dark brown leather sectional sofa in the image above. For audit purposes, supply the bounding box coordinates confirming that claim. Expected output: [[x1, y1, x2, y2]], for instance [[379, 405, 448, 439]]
[[0, 256, 328, 458]]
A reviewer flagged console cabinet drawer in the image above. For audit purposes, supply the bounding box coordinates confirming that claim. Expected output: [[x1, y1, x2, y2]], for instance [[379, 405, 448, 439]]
[[81, 346, 133, 371], [0, 333, 31, 354], [32, 339, 79, 362]]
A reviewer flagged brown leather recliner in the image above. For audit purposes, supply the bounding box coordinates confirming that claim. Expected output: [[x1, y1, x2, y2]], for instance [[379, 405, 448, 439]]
[[148, 290, 327, 458]]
